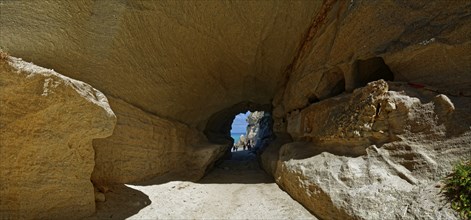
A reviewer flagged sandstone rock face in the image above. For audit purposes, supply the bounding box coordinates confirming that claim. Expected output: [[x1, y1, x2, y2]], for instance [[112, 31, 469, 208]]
[[0, 0, 323, 183], [276, 0, 471, 121], [260, 132, 292, 177], [264, 1, 471, 217], [0, 0, 322, 128], [271, 80, 471, 219], [92, 96, 226, 184], [0, 56, 116, 219], [1, 0, 471, 219]]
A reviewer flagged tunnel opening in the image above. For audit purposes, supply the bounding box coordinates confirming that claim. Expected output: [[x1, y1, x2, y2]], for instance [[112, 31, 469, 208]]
[[203, 102, 272, 148], [230, 111, 269, 153], [230, 111, 251, 152], [228, 111, 274, 164], [353, 57, 394, 88], [203, 102, 275, 177]]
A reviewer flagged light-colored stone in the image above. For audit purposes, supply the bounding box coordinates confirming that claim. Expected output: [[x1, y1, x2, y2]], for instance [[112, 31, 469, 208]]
[[246, 111, 264, 141], [280, 0, 471, 114], [92, 96, 226, 184], [0, 0, 323, 128], [270, 80, 471, 219], [1, 0, 471, 219], [0, 55, 116, 219], [0, 0, 326, 185]]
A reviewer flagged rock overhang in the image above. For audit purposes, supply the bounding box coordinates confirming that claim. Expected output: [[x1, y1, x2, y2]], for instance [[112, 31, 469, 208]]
[[0, 0, 323, 128], [1, 1, 471, 218]]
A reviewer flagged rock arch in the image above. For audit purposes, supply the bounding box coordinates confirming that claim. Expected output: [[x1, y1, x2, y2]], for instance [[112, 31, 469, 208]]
[[1, 0, 471, 219]]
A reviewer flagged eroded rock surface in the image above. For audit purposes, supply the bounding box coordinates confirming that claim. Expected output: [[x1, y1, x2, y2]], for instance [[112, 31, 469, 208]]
[[0, 56, 116, 219], [0, 0, 325, 184], [276, 0, 471, 119], [92, 96, 226, 184], [270, 80, 471, 219], [1, 0, 471, 219], [0, 0, 322, 128]]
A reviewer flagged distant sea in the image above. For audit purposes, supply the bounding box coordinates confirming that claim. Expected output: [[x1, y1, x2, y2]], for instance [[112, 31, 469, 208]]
[[231, 133, 245, 144]]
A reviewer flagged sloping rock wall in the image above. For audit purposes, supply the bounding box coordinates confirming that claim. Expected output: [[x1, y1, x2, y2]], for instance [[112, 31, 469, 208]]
[[271, 80, 471, 219], [92, 96, 226, 184], [0, 55, 116, 219], [246, 111, 265, 142]]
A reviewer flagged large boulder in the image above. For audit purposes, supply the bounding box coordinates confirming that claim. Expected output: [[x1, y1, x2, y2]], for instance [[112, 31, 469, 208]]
[[0, 55, 116, 219], [264, 1, 471, 217], [270, 80, 471, 219]]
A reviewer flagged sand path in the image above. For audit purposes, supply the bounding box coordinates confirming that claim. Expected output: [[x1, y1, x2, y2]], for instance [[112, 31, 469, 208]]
[[87, 151, 316, 219]]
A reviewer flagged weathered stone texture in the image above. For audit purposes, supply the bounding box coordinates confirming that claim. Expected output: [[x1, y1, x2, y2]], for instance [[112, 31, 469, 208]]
[[278, 0, 471, 116], [0, 0, 322, 128], [264, 1, 471, 217], [272, 80, 471, 219], [1, 0, 471, 219], [0, 0, 324, 185], [92, 96, 226, 184], [0, 56, 116, 219]]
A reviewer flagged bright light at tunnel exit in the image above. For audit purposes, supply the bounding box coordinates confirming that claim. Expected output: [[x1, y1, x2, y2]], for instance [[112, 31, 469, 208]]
[[230, 111, 250, 135]]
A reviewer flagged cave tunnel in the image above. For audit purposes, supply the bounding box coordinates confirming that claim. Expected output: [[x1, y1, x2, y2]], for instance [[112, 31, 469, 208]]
[[3, 0, 470, 219], [229, 110, 272, 157], [203, 101, 274, 166]]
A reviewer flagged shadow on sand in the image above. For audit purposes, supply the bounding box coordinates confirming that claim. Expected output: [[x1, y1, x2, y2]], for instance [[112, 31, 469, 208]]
[[84, 184, 151, 220], [86, 150, 276, 219], [199, 150, 275, 184]]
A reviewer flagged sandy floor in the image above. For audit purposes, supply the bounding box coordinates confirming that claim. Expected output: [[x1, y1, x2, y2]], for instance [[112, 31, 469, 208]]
[[86, 151, 316, 219]]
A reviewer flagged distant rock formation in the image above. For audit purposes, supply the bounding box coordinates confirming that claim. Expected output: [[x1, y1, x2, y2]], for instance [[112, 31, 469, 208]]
[[244, 111, 275, 154], [234, 134, 246, 148], [0, 54, 116, 219], [245, 111, 263, 147]]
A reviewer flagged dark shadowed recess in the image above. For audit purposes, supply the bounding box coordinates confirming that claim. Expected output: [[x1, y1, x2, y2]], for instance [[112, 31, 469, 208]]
[[84, 185, 151, 220], [353, 57, 394, 88], [204, 101, 271, 145]]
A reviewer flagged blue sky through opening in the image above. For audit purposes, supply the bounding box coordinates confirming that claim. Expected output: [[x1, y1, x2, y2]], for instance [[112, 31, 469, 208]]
[[230, 111, 250, 134]]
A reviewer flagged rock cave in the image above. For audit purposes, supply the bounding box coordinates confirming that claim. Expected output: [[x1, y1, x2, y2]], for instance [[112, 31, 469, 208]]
[[1, 1, 471, 219]]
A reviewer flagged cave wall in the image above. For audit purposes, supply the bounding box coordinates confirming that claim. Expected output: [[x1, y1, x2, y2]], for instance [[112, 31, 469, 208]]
[[276, 0, 471, 123], [266, 0, 471, 219], [91, 96, 226, 184], [0, 56, 116, 219], [1, 0, 471, 219], [273, 80, 471, 219], [0, 0, 323, 184], [0, 0, 322, 127]]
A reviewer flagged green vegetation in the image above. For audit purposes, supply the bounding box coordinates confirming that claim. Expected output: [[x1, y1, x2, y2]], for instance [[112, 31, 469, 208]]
[[443, 160, 471, 219]]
